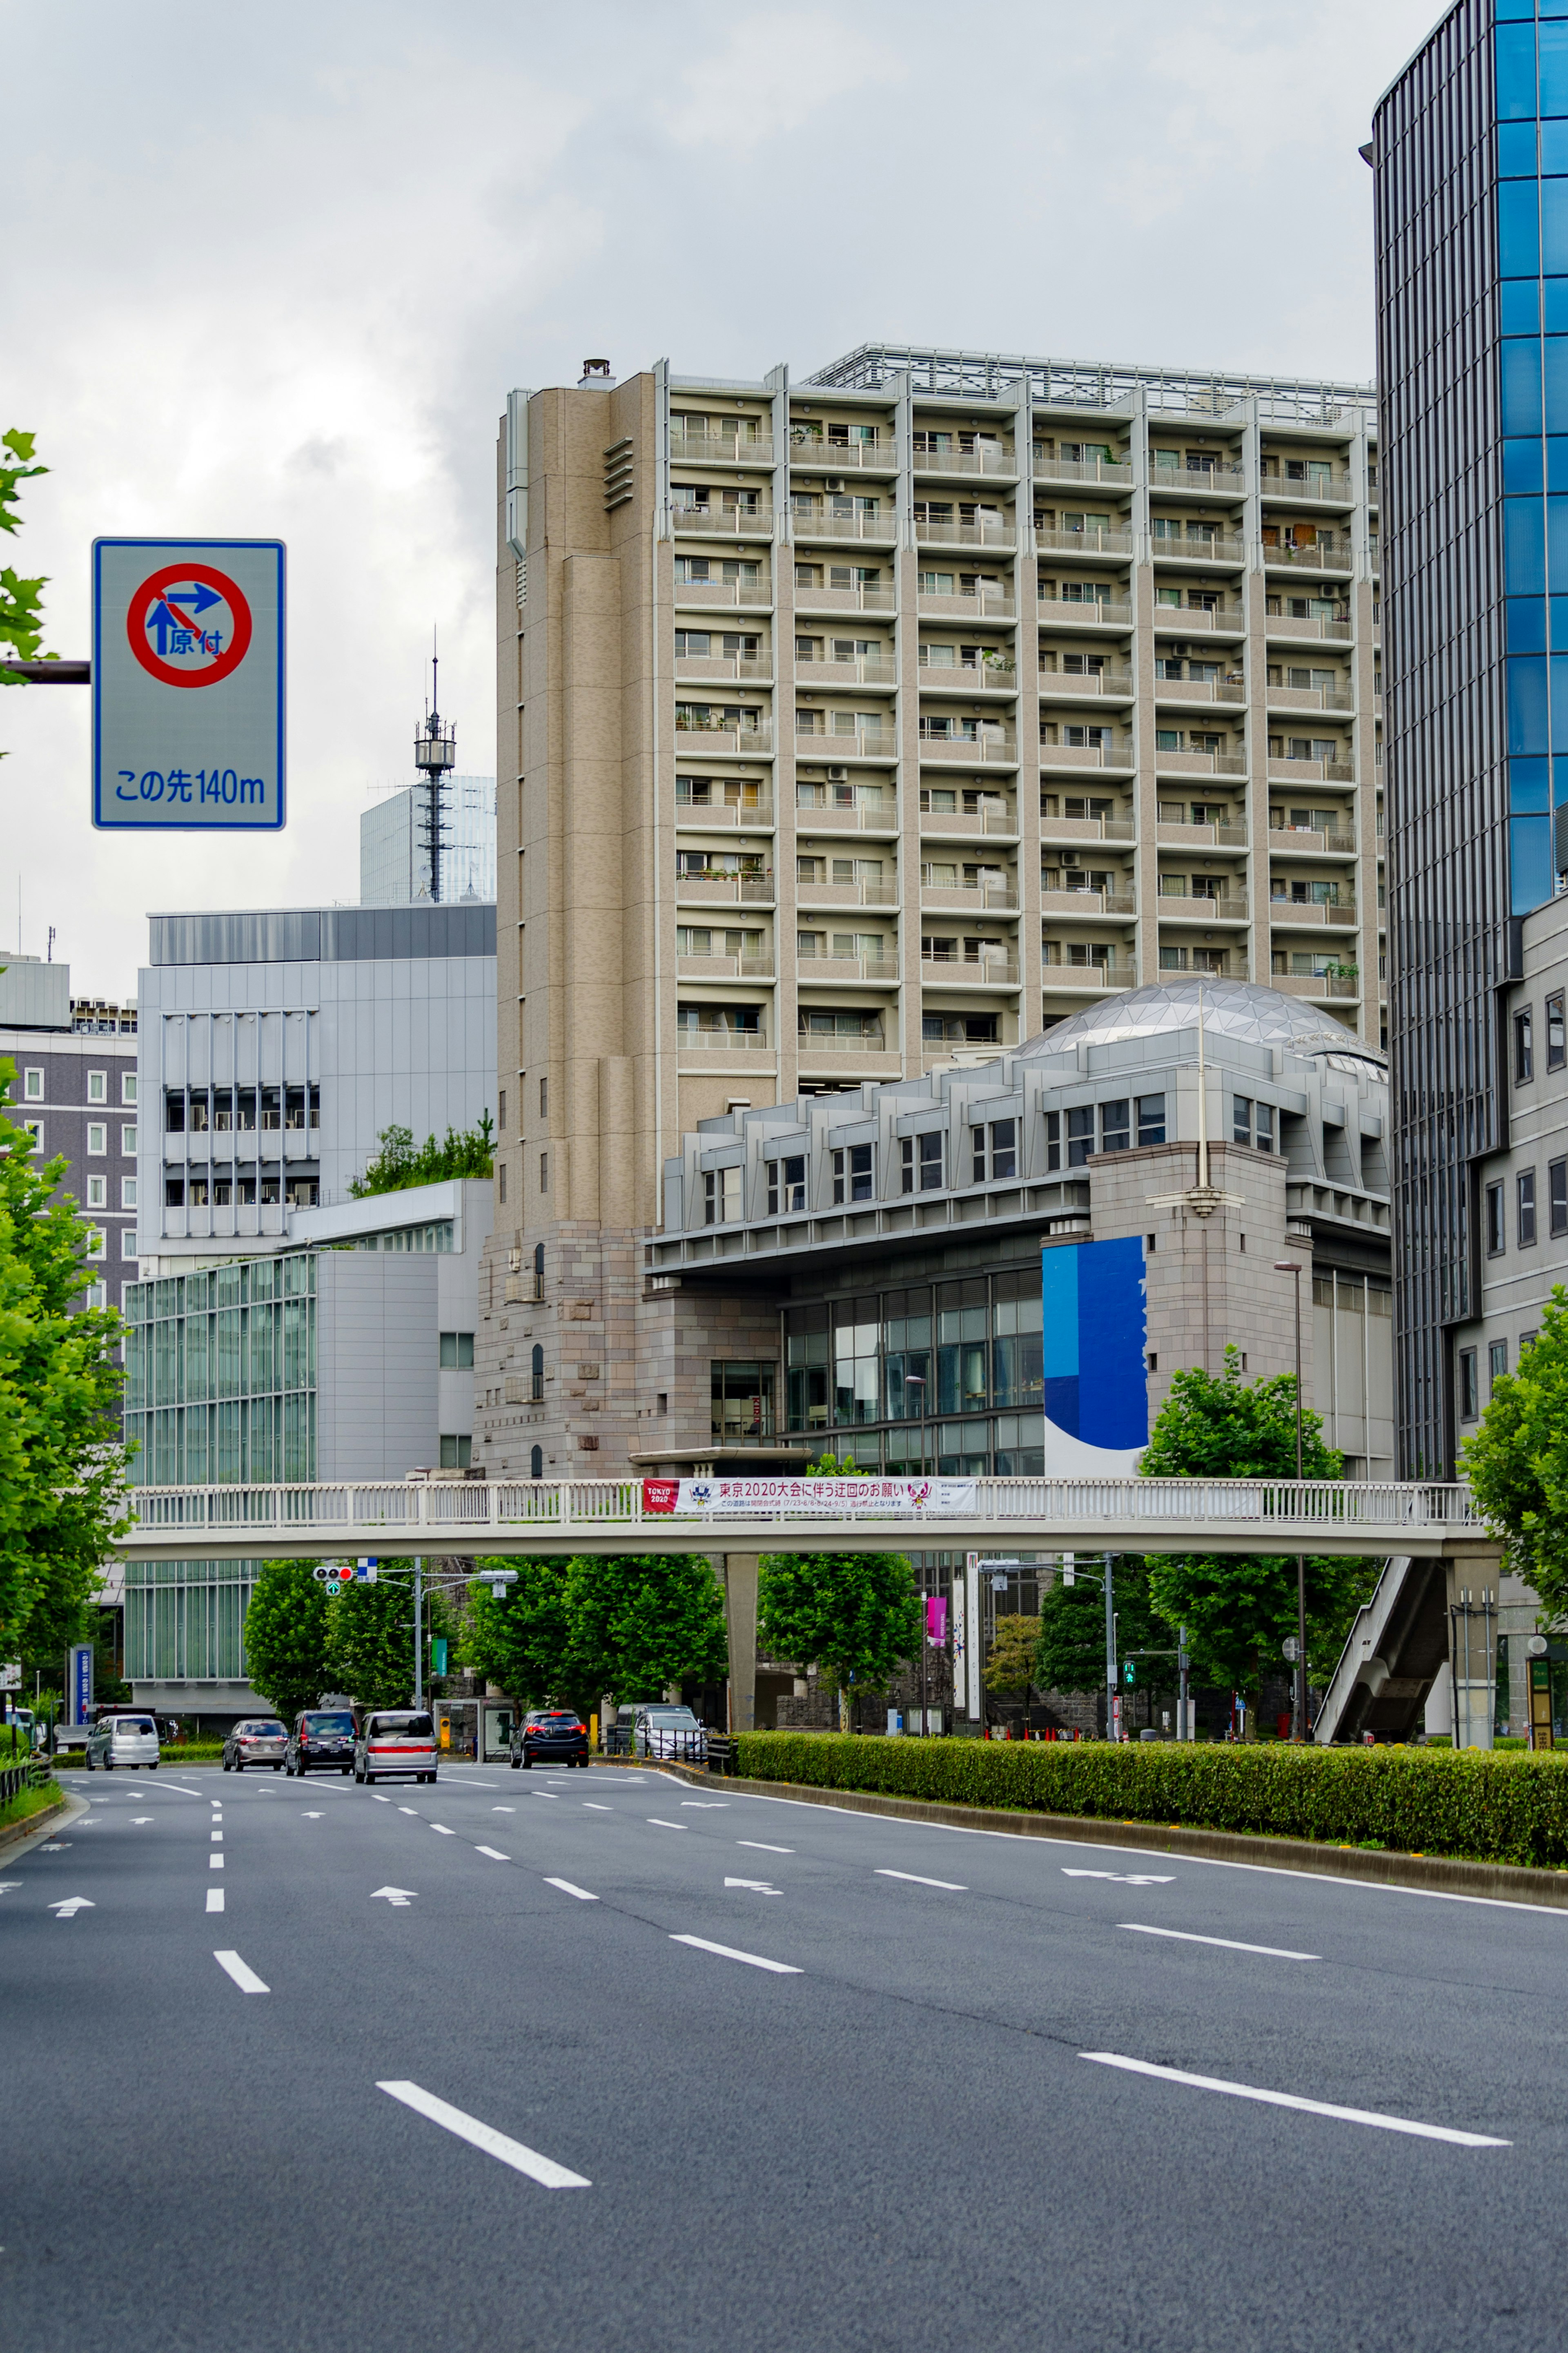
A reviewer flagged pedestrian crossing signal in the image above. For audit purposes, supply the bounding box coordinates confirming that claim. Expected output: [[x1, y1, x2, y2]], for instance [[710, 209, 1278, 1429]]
[[1123, 1659, 1137, 1687]]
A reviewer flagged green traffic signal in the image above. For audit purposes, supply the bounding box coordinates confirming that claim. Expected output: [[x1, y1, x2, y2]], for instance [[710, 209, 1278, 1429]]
[[1123, 1659, 1136, 1687]]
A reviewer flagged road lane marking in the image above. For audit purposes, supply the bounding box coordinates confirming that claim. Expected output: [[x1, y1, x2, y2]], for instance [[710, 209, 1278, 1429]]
[[371, 1794, 391, 1803], [207, 1888, 225, 1913], [583, 1803, 613, 1811], [47, 1898, 94, 1917], [1063, 1868, 1176, 1885], [130, 1817, 153, 1824], [38, 1843, 70, 1852], [492, 1806, 516, 1813], [648, 1819, 687, 1831], [670, 1934, 801, 1975], [431, 1825, 454, 1836], [682, 1801, 729, 1809], [475, 1847, 510, 1861], [1119, 1923, 1321, 1960], [213, 1950, 269, 1993], [302, 1811, 323, 1818], [0, 1883, 21, 1896], [371, 1886, 417, 1905], [1078, 2053, 1510, 2146], [399, 1807, 418, 1815], [544, 1878, 599, 1901], [377, 2081, 590, 2188], [209, 1855, 224, 1869], [211, 1831, 223, 1842], [737, 1841, 793, 1854], [875, 1869, 968, 1891], [726, 1877, 780, 1895]]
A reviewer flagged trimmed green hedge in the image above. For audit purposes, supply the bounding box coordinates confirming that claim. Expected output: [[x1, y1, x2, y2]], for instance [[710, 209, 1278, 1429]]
[[730, 1732, 1568, 1871]]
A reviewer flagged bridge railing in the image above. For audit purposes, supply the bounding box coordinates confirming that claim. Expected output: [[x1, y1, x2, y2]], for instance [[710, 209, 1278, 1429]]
[[121, 1475, 1484, 1543]]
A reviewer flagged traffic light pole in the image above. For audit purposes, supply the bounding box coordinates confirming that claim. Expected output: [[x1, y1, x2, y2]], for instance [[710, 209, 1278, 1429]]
[[1103, 1550, 1118, 1742], [413, 1559, 423, 1708]]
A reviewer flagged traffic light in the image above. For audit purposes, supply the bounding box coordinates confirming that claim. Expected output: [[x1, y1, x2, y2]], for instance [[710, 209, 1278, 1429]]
[[1123, 1658, 1137, 1688]]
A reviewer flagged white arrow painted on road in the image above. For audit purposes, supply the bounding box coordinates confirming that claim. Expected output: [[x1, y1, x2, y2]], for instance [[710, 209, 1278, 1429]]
[[0, 1882, 22, 1896], [1062, 1868, 1176, 1885], [371, 1886, 417, 1906], [301, 1811, 323, 1818], [725, 1876, 782, 1895], [47, 1898, 95, 1918], [129, 1817, 153, 1824]]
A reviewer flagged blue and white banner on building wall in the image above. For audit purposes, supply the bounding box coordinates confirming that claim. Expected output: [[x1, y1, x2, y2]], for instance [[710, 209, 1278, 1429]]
[[1040, 1237, 1149, 1474]]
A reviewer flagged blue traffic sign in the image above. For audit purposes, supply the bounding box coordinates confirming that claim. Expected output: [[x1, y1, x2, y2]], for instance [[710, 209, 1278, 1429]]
[[92, 537, 285, 831]]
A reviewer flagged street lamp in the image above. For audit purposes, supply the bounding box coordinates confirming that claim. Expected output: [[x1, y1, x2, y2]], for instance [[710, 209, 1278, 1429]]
[[1274, 1259, 1308, 1741], [904, 1373, 931, 1731]]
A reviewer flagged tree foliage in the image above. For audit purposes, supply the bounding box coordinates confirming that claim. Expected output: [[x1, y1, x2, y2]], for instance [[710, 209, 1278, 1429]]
[[241, 1561, 333, 1720], [984, 1615, 1040, 1700], [1, 429, 55, 694], [0, 1061, 132, 1667], [1138, 1347, 1374, 1699], [348, 1113, 494, 1199], [1464, 1287, 1568, 1616], [564, 1552, 728, 1704], [758, 1548, 922, 1729], [1033, 1556, 1174, 1699], [461, 1557, 573, 1704], [328, 1575, 422, 1709]]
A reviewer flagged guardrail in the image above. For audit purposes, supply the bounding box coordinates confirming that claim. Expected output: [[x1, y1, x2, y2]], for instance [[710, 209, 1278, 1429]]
[[1, 1759, 52, 1806]]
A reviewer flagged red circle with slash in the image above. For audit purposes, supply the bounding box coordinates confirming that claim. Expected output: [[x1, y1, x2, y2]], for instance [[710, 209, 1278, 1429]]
[[126, 560, 253, 688]]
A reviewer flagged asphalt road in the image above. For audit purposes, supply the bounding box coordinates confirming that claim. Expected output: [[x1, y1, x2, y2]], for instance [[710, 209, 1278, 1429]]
[[6, 1756, 1568, 2352]]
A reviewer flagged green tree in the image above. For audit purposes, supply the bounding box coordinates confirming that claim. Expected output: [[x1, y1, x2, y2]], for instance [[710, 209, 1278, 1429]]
[[461, 1557, 572, 1704], [2, 429, 57, 705], [328, 1575, 415, 1708], [984, 1615, 1040, 1725], [1139, 1346, 1374, 1713], [241, 1561, 332, 1721], [758, 1548, 922, 1732], [1033, 1556, 1173, 1707], [0, 1062, 132, 1667], [564, 1552, 728, 1706], [348, 1113, 494, 1199], [1464, 1288, 1568, 1614]]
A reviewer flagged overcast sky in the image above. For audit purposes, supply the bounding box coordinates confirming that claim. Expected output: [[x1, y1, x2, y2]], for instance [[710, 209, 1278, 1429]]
[[2, 0, 1437, 1000]]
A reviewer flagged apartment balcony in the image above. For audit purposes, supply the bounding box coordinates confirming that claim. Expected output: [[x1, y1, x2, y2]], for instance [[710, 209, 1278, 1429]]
[[670, 434, 775, 467], [1265, 610, 1353, 642], [1267, 682, 1354, 714], [1036, 525, 1134, 560], [677, 1028, 774, 1055], [920, 875, 1019, 912], [1157, 890, 1249, 924], [918, 589, 1017, 622], [919, 725, 1018, 764], [915, 517, 1018, 551], [1260, 470, 1356, 505], [1033, 453, 1134, 488], [913, 443, 1019, 478], [796, 655, 898, 689], [920, 805, 1018, 840], [794, 727, 894, 763], [1039, 741, 1133, 771], [1152, 601, 1247, 634], [794, 584, 898, 622], [1263, 540, 1353, 575], [675, 872, 776, 906], [1268, 824, 1356, 855], [797, 879, 900, 909], [920, 955, 1020, 986], [674, 653, 773, 683], [1270, 970, 1360, 1002], [1041, 813, 1136, 845], [796, 950, 900, 984], [1036, 596, 1134, 631], [795, 799, 898, 833], [1042, 966, 1134, 994], [676, 953, 776, 981], [1151, 533, 1246, 564], [1150, 460, 1247, 495], [918, 656, 1018, 689], [786, 434, 895, 471], [1267, 756, 1354, 783], [1040, 666, 1135, 702], [792, 506, 899, 543], [675, 797, 775, 829], [1040, 888, 1136, 918], [675, 578, 774, 610], [1157, 819, 1247, 848], [671, 502, 775, 538], [1156, 749, 1248, 778], [1269, 896, 1359, 928], [674, 717, 773, 754], [797, 1033, 898, 1062], [1155, 673, 1246, 707]]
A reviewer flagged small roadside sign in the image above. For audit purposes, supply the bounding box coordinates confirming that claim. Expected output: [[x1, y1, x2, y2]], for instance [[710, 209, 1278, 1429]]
[[92, 537, 285, 832]]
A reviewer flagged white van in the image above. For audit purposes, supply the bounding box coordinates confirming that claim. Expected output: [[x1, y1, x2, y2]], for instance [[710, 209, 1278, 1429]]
[[85, 1714, 160, 1771]]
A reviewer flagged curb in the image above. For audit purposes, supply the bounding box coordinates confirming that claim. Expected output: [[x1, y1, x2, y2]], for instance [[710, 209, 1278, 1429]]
[[661, 1764, 1568, 1909], [0, 1787, 84, 1864]]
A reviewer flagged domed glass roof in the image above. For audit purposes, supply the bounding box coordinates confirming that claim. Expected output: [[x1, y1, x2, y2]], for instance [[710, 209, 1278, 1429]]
[[1017, 977, 1385, 1070]]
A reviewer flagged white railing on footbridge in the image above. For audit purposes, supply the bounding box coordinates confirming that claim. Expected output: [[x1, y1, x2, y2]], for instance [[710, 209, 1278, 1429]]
[[118, 1476, 1490, 1562]]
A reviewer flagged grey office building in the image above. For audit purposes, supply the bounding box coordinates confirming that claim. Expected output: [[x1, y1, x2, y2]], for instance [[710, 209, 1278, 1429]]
[[0, 956, 139, 1315], [360, 776, 497, 906]]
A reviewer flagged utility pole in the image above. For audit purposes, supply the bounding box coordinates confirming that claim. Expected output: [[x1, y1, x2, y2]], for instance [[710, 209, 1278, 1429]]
[[413, 1558, 424, 1708], [1274, 1258, 1308, 1740], [1103, 1550, 1118, 1741], [1178, 1622, 1191, 1742]]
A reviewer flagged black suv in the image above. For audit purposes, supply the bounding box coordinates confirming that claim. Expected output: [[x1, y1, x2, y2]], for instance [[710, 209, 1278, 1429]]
[[510, 1709, 590, 1769], [287, 1707, 358, 1775]]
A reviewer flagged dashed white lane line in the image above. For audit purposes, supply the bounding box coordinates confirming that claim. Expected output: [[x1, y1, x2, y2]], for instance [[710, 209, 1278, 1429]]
[[430, 1825, 455, 1836], [492, 1806, 515, 1813], [875, 1869, 967, 1891], [377, 2081, 590, 2188], [670, 1934, 801, 1976], [647, 1819, 687, 1831], [475, 1846, 510, 1861], [1063, 1868, 1177, 1886], [371, 1794, 392, 1804], [399, 1807, 419, 1815], [213, 1950, 268, 1994], [682, 1801, 728, 1809], [1078, 2052, 1510, 2147], [211, 1831, 223, 1843], [737, 1841, 793, 1855], [1118, 1924, 1320, 1961], [207, 1888, 225, 1913], [209, 1855, 224, 1870], [583, 1803, 613, 1811], [544, 1878, 598, 1902]]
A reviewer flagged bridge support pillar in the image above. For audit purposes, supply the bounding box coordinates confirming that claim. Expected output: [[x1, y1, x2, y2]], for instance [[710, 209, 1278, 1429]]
[[722, 1553, 758, 1735], [1445, 1543, 1503, 1752]]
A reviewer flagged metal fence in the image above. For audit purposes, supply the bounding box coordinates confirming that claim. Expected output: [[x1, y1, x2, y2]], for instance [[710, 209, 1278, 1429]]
[[1, 1760, 52, 1807]]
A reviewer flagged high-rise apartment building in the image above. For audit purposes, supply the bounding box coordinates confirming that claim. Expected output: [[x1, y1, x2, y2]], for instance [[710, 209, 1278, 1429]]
[[481, 349, 1383, 1475], [0, 955, 139, 1316]]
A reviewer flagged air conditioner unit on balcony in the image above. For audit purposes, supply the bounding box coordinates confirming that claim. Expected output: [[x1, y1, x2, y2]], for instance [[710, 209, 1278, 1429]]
[[1062, 852, 1078, 867], [826, 476, 845, 491], [827, 765, 848, 781]]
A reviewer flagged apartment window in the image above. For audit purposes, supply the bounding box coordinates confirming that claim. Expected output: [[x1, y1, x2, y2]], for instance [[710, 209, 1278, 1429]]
[[1100, 1100, 1130, 1153], [121, 1178, 138, 1209], [238, 1177, 257, 1207], [704, 1165, 744, 1224], [1549, 992, 1567, 1073], [540, 1077, 548, 1119], [121, 1231, 138, 1260], [1067, 1106, 1095, 1166], [1137, 1094, 1166, 1146], [1233, 1096, 1252, 1146], [1519, 1168, 1538, 1248], [1045, 1111, 1061, 1171], [85, 1174, 107, 1208], [24, 1120, 42, 1155], [1516, 1008, 1535, 1083], [498, 1089, 506, 1130], [767, 1155, 806, 1214], [833, 1144, 874, 1203], [440, 1332, 476, 1369], [1489, 1340, 1508, 1394], [85, 1226, 106, 1260], [970, 1119, 1017, 1183], [164, 1090, 185, 1134], [1254, 1104, 1275, 1153], [121, 1125, 137, 1155], [533, 1242, 546, 1299], [87, 1122, 107, 1155], [259, 1175, 281, 1206], [122, 1072, 137, 1106], [498, 1163, 506, 1204], [900, 1133, 943, 1193], [87, 1071, 107, 1104], [439, 1435, 472, 1470], [539, 1151, 548, 1194], [23, 1067, 43, 1100], [1552, 1158, 1568, 1239], [1486, 1182, 1505, 1256], [531, 1344, 545, 1401], [1458, 1347, 1479, 1422], [530, 1445, 544, 1478]]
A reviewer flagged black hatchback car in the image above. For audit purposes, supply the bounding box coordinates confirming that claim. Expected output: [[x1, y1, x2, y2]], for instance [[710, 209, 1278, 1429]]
[[510, 1709, 590, 1769], [287, 1707, 358, 1775]]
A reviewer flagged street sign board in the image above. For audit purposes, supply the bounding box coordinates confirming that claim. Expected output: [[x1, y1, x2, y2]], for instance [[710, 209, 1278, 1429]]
[[68, 1642, 93, 1726], [92, 537, 285, 831]]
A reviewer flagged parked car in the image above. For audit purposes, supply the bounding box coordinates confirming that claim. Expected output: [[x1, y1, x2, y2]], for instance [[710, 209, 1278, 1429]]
[[222, 1719, 289, 1772], [510, 1709, 590, 1769], [354, 1710, 438, 1784], [287, 1707, 359, 1776], [85, 1713, 160, 1772], [631, 1705, 707, 1763]]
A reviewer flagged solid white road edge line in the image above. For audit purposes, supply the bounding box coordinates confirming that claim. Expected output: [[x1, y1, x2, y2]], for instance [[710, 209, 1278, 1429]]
[[876, 1868, 968, 1891], [213, 1950, 268, 1994], [206, 1888, 224, 1913], [1119, 1923, 1320, 1960], [1078, 2052, 1510, 2146], [670, 1934, 801, 1974], [544, 1878, 599, 1901], [377, 2080, 590, 2188]]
